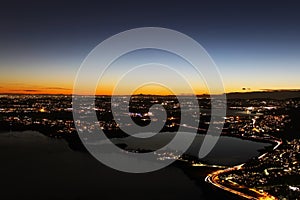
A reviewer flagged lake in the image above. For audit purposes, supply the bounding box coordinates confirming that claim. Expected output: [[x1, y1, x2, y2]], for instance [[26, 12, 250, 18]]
[[0, 131, 271, 200]]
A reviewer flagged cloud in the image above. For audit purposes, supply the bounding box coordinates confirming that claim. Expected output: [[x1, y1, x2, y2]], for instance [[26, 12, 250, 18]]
[[43, 87, 71, 90], [24, 89, 41, 92], [8, 89, 41, 92], [242, 88, 251, 91], [0, 85, 71, 94]]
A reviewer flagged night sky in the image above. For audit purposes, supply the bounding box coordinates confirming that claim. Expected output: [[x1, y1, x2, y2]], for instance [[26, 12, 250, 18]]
[[1, 0, 300, 94]]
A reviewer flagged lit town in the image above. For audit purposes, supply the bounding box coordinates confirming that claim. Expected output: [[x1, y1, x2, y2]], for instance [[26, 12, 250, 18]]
[[1, 92, 300, 199]]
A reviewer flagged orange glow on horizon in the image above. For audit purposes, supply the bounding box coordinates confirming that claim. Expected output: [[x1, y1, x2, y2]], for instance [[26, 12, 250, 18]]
[[1, 84, 299, 96], [0, 86, 72, 95]]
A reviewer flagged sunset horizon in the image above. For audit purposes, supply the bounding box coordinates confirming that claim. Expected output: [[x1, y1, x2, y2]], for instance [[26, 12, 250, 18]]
[[1, 87, 300, 96]]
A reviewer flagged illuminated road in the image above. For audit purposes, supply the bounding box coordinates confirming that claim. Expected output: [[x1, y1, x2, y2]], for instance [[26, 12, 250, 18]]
[[205, 139, 282, 200]]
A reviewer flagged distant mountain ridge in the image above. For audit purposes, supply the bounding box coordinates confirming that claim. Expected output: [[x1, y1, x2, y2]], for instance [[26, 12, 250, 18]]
[[225, 90, 300, 100], [1, 90, 300, 100]]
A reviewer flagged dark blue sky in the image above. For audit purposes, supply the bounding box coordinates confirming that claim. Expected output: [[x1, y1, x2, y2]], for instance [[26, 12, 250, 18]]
[[1, 0, 300, 93]]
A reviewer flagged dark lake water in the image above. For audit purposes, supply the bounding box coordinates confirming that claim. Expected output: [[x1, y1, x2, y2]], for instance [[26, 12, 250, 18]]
[[195, 135, 271, 165], [0, 131, 271, 200], [112, 132, 271, 166]]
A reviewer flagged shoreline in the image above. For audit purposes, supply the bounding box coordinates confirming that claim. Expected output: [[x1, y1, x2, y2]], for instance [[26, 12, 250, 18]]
[[204, 137, 282, 200]]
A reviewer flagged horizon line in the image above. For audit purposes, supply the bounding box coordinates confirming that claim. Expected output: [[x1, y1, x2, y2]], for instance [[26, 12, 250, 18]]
[[1, 89, 300, 96]]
